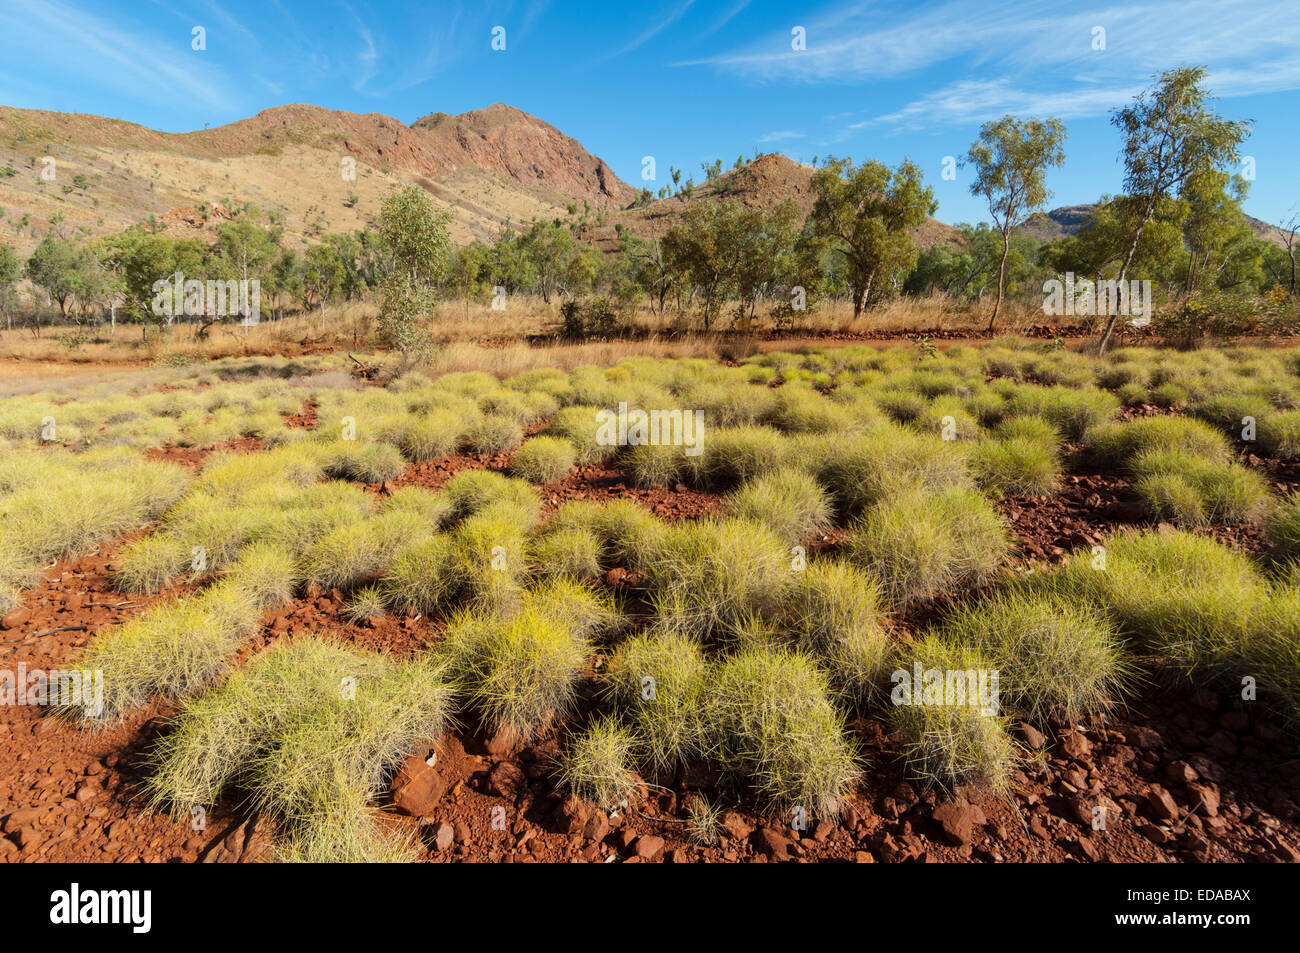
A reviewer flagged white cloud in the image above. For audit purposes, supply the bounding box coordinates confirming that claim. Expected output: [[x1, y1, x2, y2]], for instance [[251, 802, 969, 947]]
[[682, 0, 1300, 130], [756, 129, 805, 142], [0, 0, 237, 112]]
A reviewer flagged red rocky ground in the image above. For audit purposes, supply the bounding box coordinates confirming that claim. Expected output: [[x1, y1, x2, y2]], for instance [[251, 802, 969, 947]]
[[4, 401, 1300, 863]]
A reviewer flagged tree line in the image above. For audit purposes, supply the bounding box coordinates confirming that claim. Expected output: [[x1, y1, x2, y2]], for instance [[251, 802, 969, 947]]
[[1, 67, 1294, 355]]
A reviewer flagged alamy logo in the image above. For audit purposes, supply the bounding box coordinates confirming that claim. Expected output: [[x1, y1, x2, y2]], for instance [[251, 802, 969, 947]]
[[890, 662, 1000, 716], [1043, 272, 1151, 326], [1, 665, 103, 718], [49, 883, 151, 933], [151, 271, 261, 325], [595, 402, 705, 457]]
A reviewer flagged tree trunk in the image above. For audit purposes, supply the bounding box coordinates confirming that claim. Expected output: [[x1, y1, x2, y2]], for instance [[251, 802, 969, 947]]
[[1097, 205, 1154, 355], [989, 232, 1010, 332]]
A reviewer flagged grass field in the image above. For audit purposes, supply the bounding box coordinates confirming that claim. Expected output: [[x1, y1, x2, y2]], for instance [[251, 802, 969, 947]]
[[3, 333, 1300, 862]]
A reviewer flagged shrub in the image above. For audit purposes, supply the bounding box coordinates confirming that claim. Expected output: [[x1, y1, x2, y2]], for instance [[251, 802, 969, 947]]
[[939, 592, 1130, 723], [114, 534, 189, 594], [850, 488, 1009, 607], [726, 468, 832, 545], [646, 518, 791, 641], [1258, 410, 1300, 458], [889, 638, 1014, 794], [604, 631, 707, 772], [440, 602, 588, 739], [705, 648, 857, 816], [558, 716, 640, 808], [464, 414, 524, 454], [511, 436, 577, 484], [969, 436, 1059, 498]]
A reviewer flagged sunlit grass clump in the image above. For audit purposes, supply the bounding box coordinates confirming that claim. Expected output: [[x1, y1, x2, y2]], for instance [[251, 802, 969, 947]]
[[604, 631, 707, 773], [889, 638, 1014, 794], [1026, 527, 1268, 686], [147, 638, 454, 863], [726, 468, 832, 545], [850, 488, 1009, 607], [440, 600, 588, 739], [786, 559, 893, 704], [558, 716, 641, 809], [939, 591, 1131, 723], [704, 648, 857, 817], [511, 435, 577, 485], [646, 518, 791, 641]]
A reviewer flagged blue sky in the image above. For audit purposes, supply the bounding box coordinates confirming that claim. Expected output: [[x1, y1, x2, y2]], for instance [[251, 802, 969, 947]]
[[1, 0, 1297, 227]]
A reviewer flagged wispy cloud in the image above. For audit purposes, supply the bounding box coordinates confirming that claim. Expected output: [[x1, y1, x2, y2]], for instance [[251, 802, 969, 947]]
[[0, 0, 237, 112], [756, 129, 805, 143], [604, 0, 695, 61], [681, 0, 1300, 131]]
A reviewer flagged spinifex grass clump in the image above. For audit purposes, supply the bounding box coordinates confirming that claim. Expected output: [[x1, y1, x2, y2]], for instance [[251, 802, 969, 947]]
[[1006, 384, 1118, 441], [440, 599, 588, 740], [443, 469, 541, 524], [558, 716, 641, 809], [604, 631, 708, 773], [303, 509, 429, 589], [1131, 449, 1269, 526], [690, 425, 789, 488], [507, 436, 574, 486], [705, 648, 858, 817], [850, 488, 1009, 607], [969, 418, 1061, 498], [0, 452, 190, 571], [531, 525, 603, 582], [1246, 590, 1300, 729], [1265, 492, 1300, 562], [939, 592, 1131, 723], [1027, 528, 1267, 686], [76, 577, 263, 724], [464, 414, 525, 454], [810, 424, 971, 514], [1258, 409, 1300, 459], [449, 506, 531, 615], [113, 534, 190, 595], [1089, 416, 1231, 467], [147, 639, 454, 863], [545, 498, 666, 573], [726, 467, 833, 545], [546, 405, 620, 465], [785, 560, 893, 704], [323, 441, 407, 484], [889, 637, 1014, 794], [645, 517, 791, 641], [380, 535, 459, 615]]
